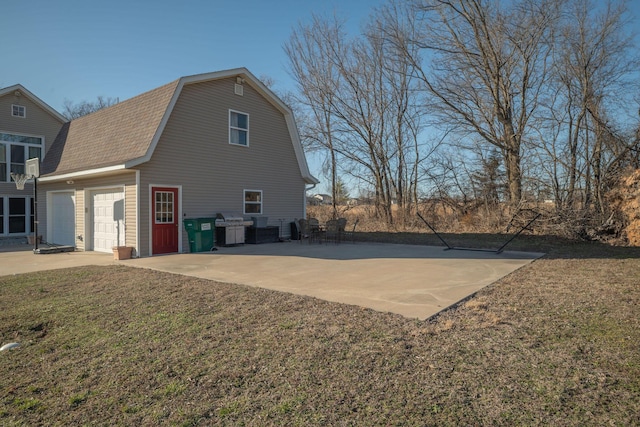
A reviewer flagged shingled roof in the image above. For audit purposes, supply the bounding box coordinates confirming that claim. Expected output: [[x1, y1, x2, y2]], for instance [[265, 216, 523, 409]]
[[41, 79, 179, 176], [40, 68, 318, 184]]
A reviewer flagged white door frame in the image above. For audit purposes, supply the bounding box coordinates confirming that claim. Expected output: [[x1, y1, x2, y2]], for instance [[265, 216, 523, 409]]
[[46, 190, 76, 246], [148, 184, 182, 256], [87, 186, 126, 252]]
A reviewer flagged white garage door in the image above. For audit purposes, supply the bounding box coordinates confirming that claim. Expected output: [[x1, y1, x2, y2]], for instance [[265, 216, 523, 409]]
[[50, 192, 75, 246], [92, 189, 125, 253]]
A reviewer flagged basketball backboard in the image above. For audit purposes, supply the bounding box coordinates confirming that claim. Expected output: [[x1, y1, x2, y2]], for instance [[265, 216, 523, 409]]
[[26, 157, 40, 178]]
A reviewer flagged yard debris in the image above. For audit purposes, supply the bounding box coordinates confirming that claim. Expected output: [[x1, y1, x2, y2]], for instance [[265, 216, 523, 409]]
[[606, 168, 640, 245], [0, 342, 20, 351]]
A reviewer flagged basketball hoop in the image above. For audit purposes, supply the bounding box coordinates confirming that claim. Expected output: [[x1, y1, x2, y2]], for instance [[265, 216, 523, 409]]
[[10, 173, 31, 190]]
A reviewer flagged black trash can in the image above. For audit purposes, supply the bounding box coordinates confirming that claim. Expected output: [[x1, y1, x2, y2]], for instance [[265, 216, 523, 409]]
[[290, 221, 300, 240]]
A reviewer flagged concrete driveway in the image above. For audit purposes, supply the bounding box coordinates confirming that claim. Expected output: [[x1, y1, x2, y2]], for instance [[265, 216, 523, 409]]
[[0, 241, 543, 320]]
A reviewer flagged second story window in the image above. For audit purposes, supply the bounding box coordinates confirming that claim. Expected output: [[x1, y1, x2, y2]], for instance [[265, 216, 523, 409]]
[[229, 110, 249, 146], [12, 105, 26, 118], [0, 133, 42, 182]]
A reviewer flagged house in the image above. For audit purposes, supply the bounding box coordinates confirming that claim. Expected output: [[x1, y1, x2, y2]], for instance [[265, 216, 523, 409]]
[[0, 85, 66, 240], [38, 68, 318, 257], [308, 193, 332, 206]]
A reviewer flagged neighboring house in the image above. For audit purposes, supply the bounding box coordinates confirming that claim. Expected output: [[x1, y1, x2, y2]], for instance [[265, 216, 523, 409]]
[[309, 193, 332, 205], [38, 68, 318, 257], [0, 85, 66, 240]]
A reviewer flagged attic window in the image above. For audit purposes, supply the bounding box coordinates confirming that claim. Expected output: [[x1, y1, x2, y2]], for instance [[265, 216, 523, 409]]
[[12, 105, 26, 118]]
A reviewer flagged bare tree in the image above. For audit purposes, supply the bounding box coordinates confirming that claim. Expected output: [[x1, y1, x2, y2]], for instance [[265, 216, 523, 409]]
[[393, 0, 560, 207], [539, 0, 639, 217], [285, 15, 343, 219], [62, 96, 119, 119], [285, 11, 426, 223]]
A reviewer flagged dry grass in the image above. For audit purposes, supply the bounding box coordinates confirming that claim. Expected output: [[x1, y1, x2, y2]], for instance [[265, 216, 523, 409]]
[[1, 233, 639, 426]]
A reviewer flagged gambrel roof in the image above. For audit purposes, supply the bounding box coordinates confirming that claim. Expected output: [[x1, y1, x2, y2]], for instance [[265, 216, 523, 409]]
[[40, 68, 318, 184]]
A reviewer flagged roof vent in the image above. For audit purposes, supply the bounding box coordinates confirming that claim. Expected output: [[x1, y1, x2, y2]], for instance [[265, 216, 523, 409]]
[[234, 83, 244, 96]]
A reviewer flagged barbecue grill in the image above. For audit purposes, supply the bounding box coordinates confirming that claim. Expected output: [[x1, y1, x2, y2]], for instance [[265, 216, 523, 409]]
[[215, 212, 253, 246]]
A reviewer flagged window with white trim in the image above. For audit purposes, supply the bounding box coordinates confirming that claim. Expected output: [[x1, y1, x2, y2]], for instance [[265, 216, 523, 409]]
[[0, 197, 34, 235], [12, 105, 26, 118], [155, 191, 174, 223], [0, 133, 42, 182], [229, 110, 249, 146], [243, 190, 262, 214]]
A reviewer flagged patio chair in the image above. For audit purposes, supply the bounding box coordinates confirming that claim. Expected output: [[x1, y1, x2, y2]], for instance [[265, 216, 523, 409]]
[[308, 218, 322, 243], [342, 218, 358, 243], [293, 219, 302, 241], [324, 219, 341, 244], [298, 218, 311, 243]]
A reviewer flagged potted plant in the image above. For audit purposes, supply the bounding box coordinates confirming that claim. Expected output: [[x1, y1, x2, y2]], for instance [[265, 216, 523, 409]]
[[27, 235, 42, 245]]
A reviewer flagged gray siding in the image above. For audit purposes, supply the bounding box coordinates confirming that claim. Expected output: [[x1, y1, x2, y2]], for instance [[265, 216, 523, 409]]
[[0, 92, 64, 153], [1, 90, 65, 235], [137, 78, 306, 255]]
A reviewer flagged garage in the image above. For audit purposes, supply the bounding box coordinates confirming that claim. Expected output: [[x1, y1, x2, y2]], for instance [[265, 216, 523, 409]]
[[49, 192, 76, 246], [91, 189, 125, 253]]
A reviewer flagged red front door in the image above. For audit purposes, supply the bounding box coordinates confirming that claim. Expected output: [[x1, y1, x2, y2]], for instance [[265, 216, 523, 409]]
[[152, 187, 179, 254]]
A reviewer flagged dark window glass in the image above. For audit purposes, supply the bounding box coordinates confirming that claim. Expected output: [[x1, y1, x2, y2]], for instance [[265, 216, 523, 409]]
[[28, 146, 41, 159], [0, 133, 42, 144], [11, 145, 25, 174], [30, 198, 35, 232], [0, 144, 6, 182], [9, 198, 25, 214], [9, 197, 26, 233]]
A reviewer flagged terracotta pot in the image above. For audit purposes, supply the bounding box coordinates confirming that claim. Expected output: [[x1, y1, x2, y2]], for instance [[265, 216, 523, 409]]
[[113, 246, 133, 260]]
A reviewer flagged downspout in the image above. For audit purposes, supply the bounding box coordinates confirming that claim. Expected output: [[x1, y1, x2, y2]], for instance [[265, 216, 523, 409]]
[[304, 183, 317, 219]]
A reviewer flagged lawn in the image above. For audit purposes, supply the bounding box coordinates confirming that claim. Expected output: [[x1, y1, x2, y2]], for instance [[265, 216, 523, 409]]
[[1, 236, 639, 426]]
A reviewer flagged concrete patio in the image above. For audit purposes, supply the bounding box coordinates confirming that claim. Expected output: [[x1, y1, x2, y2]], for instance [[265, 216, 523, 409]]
[[0, 241, 543, 320]]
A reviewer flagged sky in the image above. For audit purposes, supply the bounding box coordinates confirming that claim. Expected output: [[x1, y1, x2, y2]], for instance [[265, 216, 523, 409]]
[[1, 0, 387, 189], [1, 0, 383, 110], [2, 0, 638, 191]]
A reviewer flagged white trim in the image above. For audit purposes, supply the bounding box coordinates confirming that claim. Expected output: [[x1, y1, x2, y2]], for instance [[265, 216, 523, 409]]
[[0, 195, 35, 237], [285, 114, 319, 184], [126, 68, 318, 183], [83, 188, 89, 249], [0, 84, 66, 123], [0, 130, 46, 142], [148, 184, 182, 256], [243, 189, 263, 215], [229, 109, 249, 147], [11, 104, 26, 118], [39, 164, 126, 182], [0, 131, 45, 182], [86, 186, 126, 252], [46, 190, 76, 246], [135, 170, 140, 257], [38, 68, 318, 184], [125, 81, 183, 168]]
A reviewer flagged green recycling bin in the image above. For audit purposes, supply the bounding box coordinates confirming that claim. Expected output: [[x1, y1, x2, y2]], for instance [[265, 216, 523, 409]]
[[183, 218, 216, 252]]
